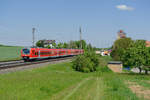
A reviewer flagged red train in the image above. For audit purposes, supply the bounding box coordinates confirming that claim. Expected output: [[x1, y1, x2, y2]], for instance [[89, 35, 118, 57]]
[[21, 47, 84, 61]]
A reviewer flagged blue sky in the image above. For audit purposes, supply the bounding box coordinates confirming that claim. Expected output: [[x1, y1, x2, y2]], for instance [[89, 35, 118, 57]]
[[0, 0, 150, 48]]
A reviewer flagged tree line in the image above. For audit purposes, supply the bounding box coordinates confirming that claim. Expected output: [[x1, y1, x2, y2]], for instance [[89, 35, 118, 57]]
[[36, 40, 99, 51]]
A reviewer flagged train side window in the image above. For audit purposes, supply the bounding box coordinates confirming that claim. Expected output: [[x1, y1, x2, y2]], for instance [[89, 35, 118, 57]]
[[37, 51, 39, 55], [32, 50, 35, 54], [35, 52, 38, 55]]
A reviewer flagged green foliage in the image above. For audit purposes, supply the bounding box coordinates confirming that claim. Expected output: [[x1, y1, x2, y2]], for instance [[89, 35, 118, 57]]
[[80, 40, 87, 49], [63, 42, 68, 48], [121, 40, 146, 69], [45, 45, 51, 49], [86, 43, 92, 51], [123, 40, 146, 67], [84, 51, 99, 69], [72, 52, 99, 73], [97, 56, 112, 72], [98, 65, 111, 72], [111, 38, 133, 61], [57, 42, 63, 48], [113, 39, 150, 74], [35, 39, 99, 51], [52, 42, 56, 48], [67, 40, 87, 49], [36, 40, 44, 47], [0, 44, 4, 46]]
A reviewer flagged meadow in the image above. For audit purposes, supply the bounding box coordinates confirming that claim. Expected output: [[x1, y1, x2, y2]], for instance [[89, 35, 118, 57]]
[[1, 57, 150, 100], [0, 45, 23, 61]]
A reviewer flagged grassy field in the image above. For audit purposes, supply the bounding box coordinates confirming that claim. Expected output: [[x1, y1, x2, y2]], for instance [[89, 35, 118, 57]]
[[1, 58, 149, 100], [0, 45, 23, 61]]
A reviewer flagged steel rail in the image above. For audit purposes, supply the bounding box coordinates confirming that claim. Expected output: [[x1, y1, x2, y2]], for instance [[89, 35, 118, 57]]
[[0, 60, 24, 66]]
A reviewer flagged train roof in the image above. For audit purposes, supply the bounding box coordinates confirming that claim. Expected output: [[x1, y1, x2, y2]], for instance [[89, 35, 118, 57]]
[[22, 47, 83, 50]]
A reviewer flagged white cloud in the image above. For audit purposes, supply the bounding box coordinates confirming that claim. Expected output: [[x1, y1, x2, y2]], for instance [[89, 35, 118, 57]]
[[116, 5, 135, 11]]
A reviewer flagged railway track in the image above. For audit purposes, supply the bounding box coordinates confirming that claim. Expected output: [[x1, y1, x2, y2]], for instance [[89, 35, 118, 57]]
[[0, 56, 73, 70]]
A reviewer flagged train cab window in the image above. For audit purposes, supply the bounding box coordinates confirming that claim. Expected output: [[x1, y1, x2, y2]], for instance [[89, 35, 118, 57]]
[[35, 52, 38, 55], [22, 49, 30, 54]]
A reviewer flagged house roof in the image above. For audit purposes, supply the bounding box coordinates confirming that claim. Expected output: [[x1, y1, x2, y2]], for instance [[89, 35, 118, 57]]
[[146, 41, 150, 47]]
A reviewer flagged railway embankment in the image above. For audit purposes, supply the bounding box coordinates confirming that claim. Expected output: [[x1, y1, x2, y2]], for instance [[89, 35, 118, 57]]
[[0, 57, 73, 74]]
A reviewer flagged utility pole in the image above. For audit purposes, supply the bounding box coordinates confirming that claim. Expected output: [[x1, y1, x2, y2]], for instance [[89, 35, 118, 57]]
[[79, 26, 82, 49], [32, 28, 35, 47]]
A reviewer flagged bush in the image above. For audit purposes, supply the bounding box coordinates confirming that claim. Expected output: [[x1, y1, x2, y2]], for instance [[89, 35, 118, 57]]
[[72, 51, 99, 73]]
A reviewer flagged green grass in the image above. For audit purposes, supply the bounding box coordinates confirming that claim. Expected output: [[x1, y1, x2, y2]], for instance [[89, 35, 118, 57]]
[[119, 73, 150, 89], [0, 60, 141, 100], [101, 72, 138, 100], [0, 45, 23, 61]]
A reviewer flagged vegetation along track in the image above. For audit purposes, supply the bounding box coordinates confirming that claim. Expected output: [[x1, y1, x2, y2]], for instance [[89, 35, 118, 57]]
[[0, 56, 73, 70]]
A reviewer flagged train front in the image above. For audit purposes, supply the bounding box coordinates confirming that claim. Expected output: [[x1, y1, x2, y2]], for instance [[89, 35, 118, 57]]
[[21, 48, 30, 61]]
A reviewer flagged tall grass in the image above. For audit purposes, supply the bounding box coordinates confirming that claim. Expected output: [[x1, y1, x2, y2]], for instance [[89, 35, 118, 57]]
[[101, 73, 138, 100]]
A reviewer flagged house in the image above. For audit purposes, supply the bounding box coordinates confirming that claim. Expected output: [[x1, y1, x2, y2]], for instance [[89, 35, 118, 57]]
[[39, 40, 55, 48], [117, 30, 126, 39], [146, 41, 150, 47]]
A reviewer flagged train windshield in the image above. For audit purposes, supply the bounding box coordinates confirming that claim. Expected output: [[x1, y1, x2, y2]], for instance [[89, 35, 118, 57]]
[[22, 49, 30, 54]]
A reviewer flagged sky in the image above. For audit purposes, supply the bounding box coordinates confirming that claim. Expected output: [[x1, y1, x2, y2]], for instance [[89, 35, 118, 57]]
[[0, 0, 150, 48]]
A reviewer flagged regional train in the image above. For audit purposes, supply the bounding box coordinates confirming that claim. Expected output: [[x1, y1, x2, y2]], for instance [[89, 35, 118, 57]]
[[21, 47, 84, 61]]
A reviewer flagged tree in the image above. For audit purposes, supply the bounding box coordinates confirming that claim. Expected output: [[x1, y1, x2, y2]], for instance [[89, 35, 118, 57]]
[[121, 40, 149, 74], [143, 47, 150, 74], [81, 40, 87, 49], [52, 42, 56, 48], [87, 43, 93, 51], [45, 45, 51, 49], [132, 40, 146, 73], [36, 40, 44, 47], [111, 38, 133, 61], [63, 42, 68, 48], [75, 41, 80, 48], [57, 42, 63, 48], [68, 41, 77, 49]]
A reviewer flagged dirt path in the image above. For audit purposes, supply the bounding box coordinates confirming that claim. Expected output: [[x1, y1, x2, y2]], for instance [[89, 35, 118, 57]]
[[127, 81, 150, 100]]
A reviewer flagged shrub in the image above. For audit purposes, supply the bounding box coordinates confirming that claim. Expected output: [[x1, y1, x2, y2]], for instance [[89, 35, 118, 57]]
[[84, 52, 99, 70], [72, 51, 99, 73]]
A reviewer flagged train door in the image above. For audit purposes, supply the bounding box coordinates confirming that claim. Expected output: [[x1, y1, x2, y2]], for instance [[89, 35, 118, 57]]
[[39, 49, 40, 58]]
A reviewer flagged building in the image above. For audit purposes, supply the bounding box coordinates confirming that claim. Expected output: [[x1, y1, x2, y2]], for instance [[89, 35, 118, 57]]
[[146, 41, 150, 47], [108, 61, 123, 73], [39, 40, 55, 48], [117, 30, 126, 39]]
